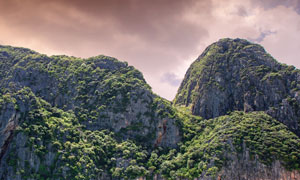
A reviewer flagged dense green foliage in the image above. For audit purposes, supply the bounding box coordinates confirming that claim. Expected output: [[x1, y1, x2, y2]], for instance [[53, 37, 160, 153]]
[[173, 38, 300, 138], [174, 38, 300, 108], [1, 89, 151, 179], [1, 41, 300, 179], [0, 45, 169, 143], [160, 111, 300, 179], [2, 89, 300, 179]]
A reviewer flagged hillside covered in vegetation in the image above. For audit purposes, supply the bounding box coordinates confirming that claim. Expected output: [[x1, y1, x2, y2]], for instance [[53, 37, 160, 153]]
[[0, 39, 300, 180]]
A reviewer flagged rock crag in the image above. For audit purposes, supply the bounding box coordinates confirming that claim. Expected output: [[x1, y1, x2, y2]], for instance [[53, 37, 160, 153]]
[[175, 38, 300, 136], [0, 39, 300, 179]]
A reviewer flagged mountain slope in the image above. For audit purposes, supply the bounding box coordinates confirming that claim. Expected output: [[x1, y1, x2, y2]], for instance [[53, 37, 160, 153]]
[[0, 46, 181, 179], [0, 46, 180, 148], [0, 41, 300, 180], [174, 38, 300, 136], [158, 111, 300, 179]]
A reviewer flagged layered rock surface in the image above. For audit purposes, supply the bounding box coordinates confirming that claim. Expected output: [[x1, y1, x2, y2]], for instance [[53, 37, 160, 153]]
[[0, 46, 180, 148], [174, 38, 300, 136], [0, 46, 180, 179], [0, 40, 300, 180]]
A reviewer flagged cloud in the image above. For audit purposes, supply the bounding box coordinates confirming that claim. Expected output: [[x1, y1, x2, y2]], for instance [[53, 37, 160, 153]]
[[236, 6, 249, 17], [252, 0, 300, 12], [0, 0, 211, 100], [0, 0, 300, 100], [248, 30, 277, 43], [161, 73, 182, 87]]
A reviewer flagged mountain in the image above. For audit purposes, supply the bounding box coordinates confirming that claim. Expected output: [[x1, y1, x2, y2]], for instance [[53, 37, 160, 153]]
[[0, 46, 180, 179], [174, 38, 300, 137], [0, 39, 300, 180]]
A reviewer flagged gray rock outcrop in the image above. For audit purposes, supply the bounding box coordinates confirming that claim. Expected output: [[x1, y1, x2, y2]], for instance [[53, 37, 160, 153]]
[[175, 38, 300, 136]]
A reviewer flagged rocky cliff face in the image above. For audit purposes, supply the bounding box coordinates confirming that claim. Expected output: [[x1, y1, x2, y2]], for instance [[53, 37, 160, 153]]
[[217, 157, 300, 180], [0, 40, 300, 180], [0, 46, 181, 179], [174, 38, 300, 137], [0, 47, 180, 148]]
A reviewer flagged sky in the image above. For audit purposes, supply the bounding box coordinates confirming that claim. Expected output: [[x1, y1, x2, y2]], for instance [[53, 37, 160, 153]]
[[1, 0, 300, 100]]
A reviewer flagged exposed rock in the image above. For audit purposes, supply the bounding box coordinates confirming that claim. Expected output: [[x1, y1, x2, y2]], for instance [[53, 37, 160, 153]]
[[175, 38, 300, 136], [0, 48, 180, 148], [0, 41, 299, 180]]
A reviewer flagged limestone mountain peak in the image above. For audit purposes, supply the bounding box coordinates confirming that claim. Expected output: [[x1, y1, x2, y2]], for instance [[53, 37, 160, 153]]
[[174, 38, 300, 136], [1, 40, 300, 179]]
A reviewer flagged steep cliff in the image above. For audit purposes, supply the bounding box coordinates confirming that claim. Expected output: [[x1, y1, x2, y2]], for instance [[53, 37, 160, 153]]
[[0, 46, 181, 179], [174, 38, 300, 137], [0, 40, 300, 180], [0, 46, 180, 148], [159, 111, 300, 179]]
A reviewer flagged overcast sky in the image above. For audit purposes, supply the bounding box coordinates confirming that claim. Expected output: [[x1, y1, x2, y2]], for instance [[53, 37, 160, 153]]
[[1, 0, 300, 100]]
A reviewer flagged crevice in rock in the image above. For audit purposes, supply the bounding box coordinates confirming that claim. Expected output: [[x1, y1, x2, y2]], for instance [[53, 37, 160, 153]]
[[0, 115, 17, 163]]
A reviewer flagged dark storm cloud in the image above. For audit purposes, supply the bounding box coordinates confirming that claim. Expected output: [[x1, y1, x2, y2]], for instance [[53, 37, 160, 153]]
[[0, 0, 209, 67], [0, 0, 212, 99], [0, 0, 209, 49]]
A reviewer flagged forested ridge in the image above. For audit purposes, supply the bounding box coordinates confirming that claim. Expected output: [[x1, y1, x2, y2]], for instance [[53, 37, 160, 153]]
[[0, 39, 299, 180]]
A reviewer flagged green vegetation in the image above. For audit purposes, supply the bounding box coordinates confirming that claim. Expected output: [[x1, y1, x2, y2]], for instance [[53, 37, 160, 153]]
[[174, 38, 295, 106], [3, 89, 300, 179], [1, 40, 300, 180], [163, 111, 300, 179], [2, 89, 151, 179]]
